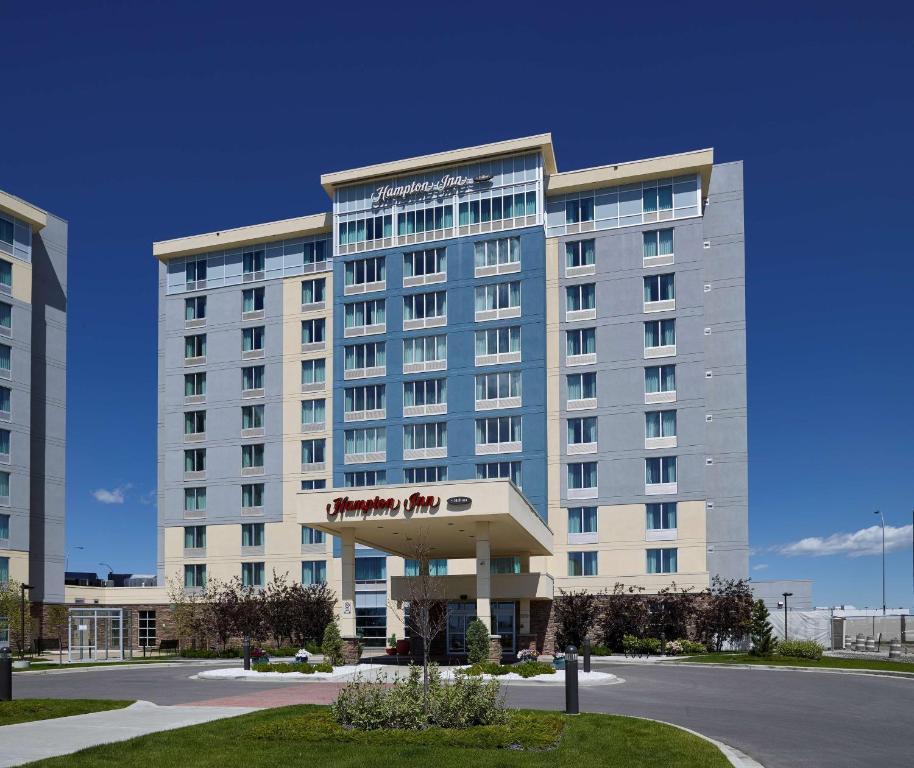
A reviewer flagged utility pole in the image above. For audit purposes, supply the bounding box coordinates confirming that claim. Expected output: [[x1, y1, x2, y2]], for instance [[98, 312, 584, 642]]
[[782, 592, 792, 642], [874, 510, 885, 615]]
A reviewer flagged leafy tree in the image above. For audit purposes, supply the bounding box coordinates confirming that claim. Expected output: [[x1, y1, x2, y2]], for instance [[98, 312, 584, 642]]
[[289, 582, 336, 646], [648, 583, 698, 653], [0, 579, 33, 658], [695, 577, 753, 652], [46, 604, 69, 664], [321, 620, 345, 666], [554, 589, 602, 651], [465, 618, 490, 665], [167, 577, 213, 650], [262, 573, 294, 646], [599, 584, 649, 651], [749, 599, 777, 657]]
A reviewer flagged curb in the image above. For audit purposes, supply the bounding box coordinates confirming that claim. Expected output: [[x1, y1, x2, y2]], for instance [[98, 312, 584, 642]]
[[622, 715, 764, 768], [16, 659, 241, 675], [669, 661, 914, 680]]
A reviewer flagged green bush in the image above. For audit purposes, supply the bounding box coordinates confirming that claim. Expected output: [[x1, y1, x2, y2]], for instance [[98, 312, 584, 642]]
[[749, 600, 777, 658], [332, 664, 508, 730], [256, 661, 333, 674], [465, 618, 490, 665], [777, 640, 823, 660], [622, 635, 661, 656], [466, 662, 510, 676], [677, 639, 707, 655], [590, 644, 611, 656], [321, 621, 345, 666], [179, 648, 242, 659], [465, 661, 555, 678]]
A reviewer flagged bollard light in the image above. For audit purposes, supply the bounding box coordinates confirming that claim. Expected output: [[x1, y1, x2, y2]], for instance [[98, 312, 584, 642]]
[[243, 636, 251, 671], [583, 637, 591, 673], [565, 644, 579, 715], [0, 646, 12, 701]]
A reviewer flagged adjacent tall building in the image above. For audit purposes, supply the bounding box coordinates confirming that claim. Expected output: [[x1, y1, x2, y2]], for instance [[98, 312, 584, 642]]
[[154, 134, 747, 653], [0, 190, 67, 615]]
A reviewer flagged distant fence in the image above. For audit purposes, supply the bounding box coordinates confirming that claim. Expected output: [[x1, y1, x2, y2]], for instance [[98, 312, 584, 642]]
[[767, 611, 911, 649]]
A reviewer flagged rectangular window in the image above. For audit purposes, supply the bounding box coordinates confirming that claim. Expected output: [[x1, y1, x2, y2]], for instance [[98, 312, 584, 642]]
[[344, 257, 386, 288], [567, 462, 598, 490], [301, 479, 327, 491], [403, 379, 446, 410], [344, 300, 385, 333], [183, 525, 206, 549], [184, 564, 206, 588], [242, 523, 265, 547], [644, 320, 676, 350], [397, 204, 454, 235], [0, 260, 11, 289], [567, 416, 597, 445], [301, 359, 326, 385], [301, 318, 326, 344], [643, 183, 673, 214], [403, 422, 447, 451], [568, 507, 597, 534], [242, 404, 265, 430], [0, 429, 12, 458], [184, 487, 206, 513], [474, 371, 521, 406], [344, 343, 385, 374], [241, 483, 264, 508], [643, 229, 674, 259], [344, 385, 385, 418], [0, 513, 10, 539], [646, 503, 677, 530], [184, 334, 206, 360], [185, 372, 206, 398], [644, 274, 675, 303], [303, 240, 328, 266], [184, 296, 206, 321], [242, 287, 264, 314], [645, 457, 677, 485], [242, 326, 265, 353], [343, 427, 386, 458], [405, 558, 448, 576], [565, 240, 595, 269], [645, 411, 677, 439], [301, 398, 326, 426], [475, 326, 521, 361], [568, 551, 598, 576], [138, 611, 157, 647], [241, 443, 264, 469], [344, 470, 387, 487], [646, 548, 678, 574], [339, 214, 393, 246], [0, 345, 8, 376], [475, 416, 522, 448], [185, 258, 207, 284], [403, 335, 446, 369], [404, 248, 446, 279], [476, 461, 522, 487], [301, 560, 327, 585], [566, 328, 596, 357], [241, 561, 265, 587], [355, 557, 386, 582], [0, 556, 7, 584], [474, 281, 521, 315], [403, 291, 446, 323], [242, 248, 265, 275], [184, 449, 206, 472], [404, 466, 448, 483], [474, 237, 520, 272], [645, 365, 676, 394], [301, 526, 325, 545], [565, 197, 595, 223], [242, 365, 265, 391], [566, 284, 596, 312], [567, 372, 597, 402], [184, 411, 206, 436], [301, 439, 326, 465], [0, 386, 10, 414], [490, 556, 521, 575], [0, 303, 12, 332], [301, 278, 325, 305]]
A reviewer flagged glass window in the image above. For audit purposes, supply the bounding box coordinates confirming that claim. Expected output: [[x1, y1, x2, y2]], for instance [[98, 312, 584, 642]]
[[138, 611, 157, 647], [0, 304, 11, 331], [644, 319, 676, 349], [344, 300, 385, 331], [567, 372, 597, 401], [474, 237, 520, 269], [242, 287, 264, 313], [0, 260, 11, 288], [242, 249, 265, 274], [568, 551, 598, 576], [301, 318, 326, 344], [301, 439, 326, 464], [490, 556, 521, 575], [0, 556, 7, 584], [301, 359, 326, 385], [646, 503, 677, 530], [645, 365, 676, 394], [301, 479, 327, 491], [565, 197, 594, 223], [184, 487, 206, 512], [355, 557, 386, 582], [568, 507, 597, 534], [647, 548, 678, 574], [567, 417, 597, 445], [405, 558, 447, 576], [403, 291, 446, 322], [566, 284, 596, 312], [475, 326, 521, 357], [566, 328, 596, 356], [645, 457, 677, 485], [403, 466, 447, 483], [404, 248, 446, 278], [475, 416, 522, 446], [645, 411, 677, 438], [0, 386, 10, 413], [183, 526, 206, 549], [474, 281, 521, 312], [567, 462, 597, 490], [343, 428, 386, 456], [0, 513, 8, 539], [643, 229, 674, 258], [344, 386, 385, 416], [185, 372, 206, 397], [241, 561, 265, 587], [241, 443, 264, 468], [475, 461, 522, 486], [301, 398, 326, 425], [184, 564, 206, 588], [403, 422, 447, 450], [242, 326, 265, 352], [241, 483, 264, 508], [301, 526, 325, 545], [565, 240, 595, 268], [301, 278, 325, 305], [644, 274, 675, 303], [403, 335, 446, 365], [344, 257, 386, 287], [184, 411, 205, 435], [184, 449, 206, 472], [242, 523, 265, 547], [242, 404, 265, 429], [302, 559, 327, 585], [184, 296, 206, 321], [185, 258, 207, 284], [344, 343, 385, 372], [242, 366, 265, 391], [403, 379, 446, 408], [184, 334, 206, 359], [344, 470, 386, 487], [474, 371, 521, 403]]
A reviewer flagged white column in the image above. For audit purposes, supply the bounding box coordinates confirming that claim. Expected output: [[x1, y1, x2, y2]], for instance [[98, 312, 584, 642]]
[[339, 528, 357, 637], [475, 521, 492, 633]]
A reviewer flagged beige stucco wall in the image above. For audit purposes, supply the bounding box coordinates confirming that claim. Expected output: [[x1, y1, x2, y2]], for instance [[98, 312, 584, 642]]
[[1, 549, 29, 584], [7, 258, 31, 304]]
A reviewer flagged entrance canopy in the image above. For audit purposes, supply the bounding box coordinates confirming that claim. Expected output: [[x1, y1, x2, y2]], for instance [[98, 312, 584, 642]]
[[298, 480, 553, 559]]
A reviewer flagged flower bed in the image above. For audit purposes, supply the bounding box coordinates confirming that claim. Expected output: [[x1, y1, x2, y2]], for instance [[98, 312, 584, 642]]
[[466, 661, 556, 678], [255, 661, 333, 674]]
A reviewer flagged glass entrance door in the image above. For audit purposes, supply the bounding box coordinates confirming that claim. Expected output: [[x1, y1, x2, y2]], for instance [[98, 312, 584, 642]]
[[446, 601, 476, 654], [491, 601, 515, 655]]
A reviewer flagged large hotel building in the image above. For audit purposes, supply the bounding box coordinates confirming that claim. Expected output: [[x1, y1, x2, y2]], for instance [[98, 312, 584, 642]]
[[152, 134, 747, 654]]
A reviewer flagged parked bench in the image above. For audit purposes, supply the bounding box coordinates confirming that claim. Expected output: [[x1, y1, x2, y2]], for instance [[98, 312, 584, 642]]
[[158, 639, 179, 655]]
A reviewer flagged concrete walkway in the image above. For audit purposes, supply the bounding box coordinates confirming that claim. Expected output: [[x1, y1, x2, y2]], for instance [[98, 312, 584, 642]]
[[0, 700, 256, 767]]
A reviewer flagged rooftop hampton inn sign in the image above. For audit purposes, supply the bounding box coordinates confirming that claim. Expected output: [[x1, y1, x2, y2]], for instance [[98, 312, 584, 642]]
[[371, 173, 492, 206], [326, 492, 441, 518]]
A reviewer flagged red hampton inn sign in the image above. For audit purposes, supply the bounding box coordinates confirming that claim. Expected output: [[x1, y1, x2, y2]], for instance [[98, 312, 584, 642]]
[[326, 492, 440, 518]]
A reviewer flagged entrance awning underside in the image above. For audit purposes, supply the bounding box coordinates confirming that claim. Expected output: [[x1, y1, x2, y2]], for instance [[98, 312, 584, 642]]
[[298, 479, 553, 559]]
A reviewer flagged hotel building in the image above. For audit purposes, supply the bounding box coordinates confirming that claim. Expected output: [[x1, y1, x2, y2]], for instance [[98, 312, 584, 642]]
[[153, 134, 747, 655], [0, 189, 67, 643]]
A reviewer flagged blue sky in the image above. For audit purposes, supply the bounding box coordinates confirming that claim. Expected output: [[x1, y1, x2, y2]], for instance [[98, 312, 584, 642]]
[[1, 2, 911, 607]]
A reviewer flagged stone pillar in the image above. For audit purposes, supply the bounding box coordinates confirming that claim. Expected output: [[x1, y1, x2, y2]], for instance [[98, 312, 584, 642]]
[[488, 635, 503, 663], [339, 528, 357, 638], [341, 636, 361, 664], [475, 521, 492, 633]]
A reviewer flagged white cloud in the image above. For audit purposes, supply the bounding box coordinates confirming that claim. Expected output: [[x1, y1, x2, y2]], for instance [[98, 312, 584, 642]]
[[752, 563, 769, 571], [92, 484, 132, 504], [777, 524, 912, 558]]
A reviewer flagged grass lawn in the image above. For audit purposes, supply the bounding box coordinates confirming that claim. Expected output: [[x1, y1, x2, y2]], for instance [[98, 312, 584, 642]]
[[0, 699, 133, 726], [17, 657, 189, 672], [679, 652, 914, 673], [26, 706, 730, 768]]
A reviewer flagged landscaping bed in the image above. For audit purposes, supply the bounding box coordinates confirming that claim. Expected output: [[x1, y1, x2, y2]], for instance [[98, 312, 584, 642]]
[[0, 699, 133, 726], [23, 706, 732, 767], [678, 652, 914, 673]]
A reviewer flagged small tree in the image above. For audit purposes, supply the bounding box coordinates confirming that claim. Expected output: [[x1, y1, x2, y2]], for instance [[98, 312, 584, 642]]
[[167, 576, 212, 650], [749, 599, 776, 657], [0, 579, 32, 658], [554, 589, 602, 651], [696, 577, 753, 652], [599, 584, 649, 651], [465, 618, 490, 664], [46, 604, 69, 665], [289, 582, 336, 646], [321, 620, 344, 666]]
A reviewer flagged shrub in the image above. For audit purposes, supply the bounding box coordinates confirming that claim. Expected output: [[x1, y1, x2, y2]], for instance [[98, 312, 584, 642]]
[[256, 661, 333, 674], [554, 589, 602, 651], [466, 662, 510, 676], [590, 644, 611, 656], [514, 661, 556, 678], [465, 661, 553, 678], [622, 635, 661, 656], [749, 600, 777, 658], [777, 640, 824, 660], [465, 618, 490, 665], [321, 621, 345, 666], [664, 640, 684, 656], [179, 648, 242, 659], [677, 639, 707, 655], [332, 664, 507, 730]]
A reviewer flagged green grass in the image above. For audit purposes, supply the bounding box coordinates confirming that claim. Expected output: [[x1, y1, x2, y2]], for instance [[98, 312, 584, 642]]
[[17, 657, 192, 672], [0, 699, 133, 726], [678, 652, 914, 673], [25, 706, 730, 767]]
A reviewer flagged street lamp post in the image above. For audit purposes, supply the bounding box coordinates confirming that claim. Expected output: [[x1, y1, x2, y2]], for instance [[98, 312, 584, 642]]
[[65, 545, 84, 572], [874, 510, 885, 615], [782, 592, 793, 642], [19, 584, 33, 660], [99, 563, 114, 583]]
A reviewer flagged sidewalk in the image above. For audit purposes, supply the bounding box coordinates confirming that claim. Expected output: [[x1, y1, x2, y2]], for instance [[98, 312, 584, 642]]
[[0, 700, 256, 767]]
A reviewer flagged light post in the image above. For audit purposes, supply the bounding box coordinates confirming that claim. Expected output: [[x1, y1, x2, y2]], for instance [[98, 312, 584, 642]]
[[99, 562, 114, 582], [782, 592, 792, 642], [64, 545, 84, 572], [565, 645, 579, 715], [19, 584, 32, 660], [874, 510, 885, 615]]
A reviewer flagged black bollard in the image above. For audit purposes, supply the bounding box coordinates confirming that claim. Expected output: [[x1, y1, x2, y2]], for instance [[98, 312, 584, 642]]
[[243, 637, 251, 671], [583, 637, 591, 673], [0, 647, 12, 701], [565, 645, 579, 715]]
